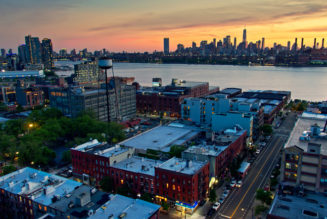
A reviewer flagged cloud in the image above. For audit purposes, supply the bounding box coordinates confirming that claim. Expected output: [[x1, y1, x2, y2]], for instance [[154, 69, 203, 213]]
[[87, 0, 327, 34], [292, 27, 327, 32]]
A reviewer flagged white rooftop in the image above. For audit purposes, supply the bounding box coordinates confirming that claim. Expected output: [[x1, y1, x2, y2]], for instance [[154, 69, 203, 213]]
[[238, 162, 250, 174], [112, 156, 163, 176], [157, 157, 207, 175], [72, 139, 130, 158], [285, 113, 327, 155], [184, 145, 228, 157], [119, 125, 200, 152], [89, 194, 160, 219], [0, 167, 82, 206]]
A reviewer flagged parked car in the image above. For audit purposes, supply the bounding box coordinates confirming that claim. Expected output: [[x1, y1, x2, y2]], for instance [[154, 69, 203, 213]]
[[222, 190, 229, 198], [212, 202, 221, 211], [218, 197, 225, 204], [236, 180, 242, 188], [230, 180, 236, 187], [256, 149, 261, 155], [207, 208, 215, 216]]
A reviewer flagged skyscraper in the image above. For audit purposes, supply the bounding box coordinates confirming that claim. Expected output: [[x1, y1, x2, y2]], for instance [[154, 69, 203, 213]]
[[18, 44, 27, 65], [1, 49, 6, 58], [301, 38, 304, 50], [261, 37, 265, 50], [164, 38, 169, 55], [243, 28, 247, 42], [322, 38, 325, 49], [314, 38, 317, 49], [234, 37, 237, 49], [41, 38, 54, 71], [25, 35, 42, 64]]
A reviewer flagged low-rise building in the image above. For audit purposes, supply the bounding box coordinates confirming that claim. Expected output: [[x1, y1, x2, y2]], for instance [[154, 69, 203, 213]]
[[155, 157, 209, 214], [182, 128, 247, 185], [110, 156, 163, 195], [137, 78, 219, 117], [281, 112, 327, 192], [267, 192, 327, 219], [89, 194, 160, 219], [71, 139, 135, 184], [119, 123, 201, 154]]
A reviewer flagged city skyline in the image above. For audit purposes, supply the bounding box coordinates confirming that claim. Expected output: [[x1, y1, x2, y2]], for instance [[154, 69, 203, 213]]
[[1, 0, 327, 52]]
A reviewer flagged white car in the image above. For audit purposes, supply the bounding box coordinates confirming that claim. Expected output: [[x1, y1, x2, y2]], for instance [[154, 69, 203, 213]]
[[256, 149, 261, 154], [212, 202, 221, 211], [230, 180, 236, 187], [236, 180, 242, 188]]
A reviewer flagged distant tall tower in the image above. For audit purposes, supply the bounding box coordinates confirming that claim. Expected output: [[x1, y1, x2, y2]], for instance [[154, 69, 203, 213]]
[[163, 38, 169, 55], [192, 42, 196, 49], [292, 38, 298, 51], [287, 41, 291, 51], [243, 28, 247, 48], [25, 35, 42, 64], [313, 38, 317, 49], [322, 38, 325, 49], [234, 37, 237, 49], [41, 38, 54, 71], [301, 38, 304, 50], [243, 28, 247, 42], [261, 37, 265, 50], [213, 38, 216, 48], [18, 45, 27, 64]]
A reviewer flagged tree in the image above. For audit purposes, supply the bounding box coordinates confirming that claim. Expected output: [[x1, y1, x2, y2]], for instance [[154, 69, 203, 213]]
[[61, 151, 72, 163], [255, 205, 268, 216], [4, 119, 24, 136], [260, 124, 273, 136], [169, 145, 186, 158], [99, 176, 115, 193], [256, 189, 273, 205], [1, 165, 17, 176], [140, 193, 153, 202], [209, 189, 217, 202]]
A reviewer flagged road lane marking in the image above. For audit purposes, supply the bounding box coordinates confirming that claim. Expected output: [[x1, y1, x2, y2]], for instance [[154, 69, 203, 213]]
[[230, 137, 281, 218]]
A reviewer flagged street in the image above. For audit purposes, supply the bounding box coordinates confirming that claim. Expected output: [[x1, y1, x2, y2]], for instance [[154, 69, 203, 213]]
[[215, 112, 297, 219]]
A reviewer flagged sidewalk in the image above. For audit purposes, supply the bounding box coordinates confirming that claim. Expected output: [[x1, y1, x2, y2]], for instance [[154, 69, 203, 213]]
[[160, 181, 227, 219]]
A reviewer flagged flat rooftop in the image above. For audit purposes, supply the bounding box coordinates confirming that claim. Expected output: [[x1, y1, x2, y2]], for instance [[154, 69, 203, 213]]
[[269, 193, 327, 219], [285, 113, 327, 155], [0, 167, 82, 206], [183, 145, 228, 157], [157, 157, 207, 175], [72, 139, 130, 158], [0, 70, 44, 78], [112, 156, 163, 176], [170, 80, 207, 88], [89, 194, 160, 219], [119, 125, 200, 152]]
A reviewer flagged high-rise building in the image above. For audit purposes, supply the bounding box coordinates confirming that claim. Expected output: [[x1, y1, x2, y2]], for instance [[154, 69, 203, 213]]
[[213, 38, 216, 48], [164, 37, 169, 55], [287, 41, 291, 51], [243, 28, 247, 42], [18, 45, 27, 65], [1, 48, 6, 58], [192, 42, 197, 49], [301, 38, 304, 50], [25, 35, 42, 64], [41, 38, 54, 71], [322, 38, 325, 49], [314, 38, 317, 49], [234, 37, 237, 49], [261, 37, 265, 50]]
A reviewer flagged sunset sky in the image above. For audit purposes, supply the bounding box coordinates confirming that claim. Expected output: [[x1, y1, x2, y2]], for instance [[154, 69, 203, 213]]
[[1, 0, 327, 52]]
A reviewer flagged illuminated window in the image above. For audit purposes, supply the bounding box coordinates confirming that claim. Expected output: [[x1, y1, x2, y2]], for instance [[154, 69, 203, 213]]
[[172, 185, 176, 190], [121, 179, 124, 184], [166, 183, 169, 189], [178, 186, 181, 192], [285, 163, 291, 169], [44, 206, 47, 211], [39, 204, 42, 210], [30, 209, 33, 215], [19, 196, 22, 202]]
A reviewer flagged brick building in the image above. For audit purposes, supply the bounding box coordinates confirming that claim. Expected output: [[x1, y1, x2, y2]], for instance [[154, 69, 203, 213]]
[[71, 139, 134, 184], [137, 78, 219, 117], [110, 156, 163, 195], [155, 157, 209, 214]]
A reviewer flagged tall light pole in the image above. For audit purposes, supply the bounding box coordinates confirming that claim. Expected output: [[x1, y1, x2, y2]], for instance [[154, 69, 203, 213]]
[[98, 57, 113, 123]]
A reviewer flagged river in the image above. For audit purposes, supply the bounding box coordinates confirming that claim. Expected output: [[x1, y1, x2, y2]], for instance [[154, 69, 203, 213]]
[[55, 61, 327, 101]]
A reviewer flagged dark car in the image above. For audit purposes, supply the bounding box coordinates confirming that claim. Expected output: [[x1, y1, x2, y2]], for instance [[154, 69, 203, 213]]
[[199, 199, 206, 206], [207, 208, 215, 217]]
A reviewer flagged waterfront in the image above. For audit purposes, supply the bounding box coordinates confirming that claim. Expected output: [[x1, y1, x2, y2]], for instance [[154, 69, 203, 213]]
[[55, 61, 327, 101]]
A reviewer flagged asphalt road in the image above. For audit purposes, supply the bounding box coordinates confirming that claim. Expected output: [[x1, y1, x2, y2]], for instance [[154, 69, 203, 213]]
[[214, 113, 297, 219]]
